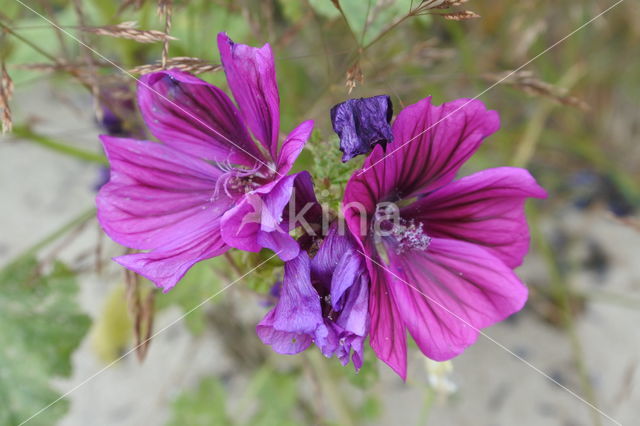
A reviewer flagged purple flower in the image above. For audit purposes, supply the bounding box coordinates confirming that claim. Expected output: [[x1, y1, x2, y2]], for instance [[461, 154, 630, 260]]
[[93, 166, 111, 192], [96, 33, 313, 291], [343, 97, 546, 379], [93, 87, 145, 191], [256, 225, 369, 370], [260, 280, 282, 308], [330, 95, 393, 162]]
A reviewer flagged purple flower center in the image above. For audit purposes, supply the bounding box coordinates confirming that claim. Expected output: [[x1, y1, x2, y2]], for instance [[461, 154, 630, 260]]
[[373, 203, 431, 254], [391, 219, 431, 254], [213, 164, 272, 198]]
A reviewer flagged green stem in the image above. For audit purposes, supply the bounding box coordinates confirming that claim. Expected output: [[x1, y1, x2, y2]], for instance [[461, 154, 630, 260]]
[[0, 19, 59, 63], [306, 350, 356, 426], [530, 205, 603, 426], [11, 125, 108, 165], [511, 64, 585, 168], [418, 387, 436, 425], [2, 207, 96, 270], [362, 13, 413, 51]]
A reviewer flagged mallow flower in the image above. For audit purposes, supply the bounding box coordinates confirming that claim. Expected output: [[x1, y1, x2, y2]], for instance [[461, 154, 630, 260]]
[[97, 33, 313, 291], [256, 224, 369, 369], [341, 96, 546, 378]]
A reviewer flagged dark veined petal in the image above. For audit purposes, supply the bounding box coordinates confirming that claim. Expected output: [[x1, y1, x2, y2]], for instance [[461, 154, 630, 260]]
[[385, 238, 528, 361], [330, 95, 393, 162], [366, 253, 408, 379], [218, 33, 280, 158], [402, 167, 547, 268], [137, 69, 264, 167], [347, 97, 500, 206]]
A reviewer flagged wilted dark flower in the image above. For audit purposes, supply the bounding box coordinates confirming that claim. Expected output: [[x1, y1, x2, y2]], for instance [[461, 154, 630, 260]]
[[330, 95, 393, 162]]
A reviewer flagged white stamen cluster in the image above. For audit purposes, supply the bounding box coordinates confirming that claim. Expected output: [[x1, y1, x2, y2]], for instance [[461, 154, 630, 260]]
[[226, 175, 256, 193], [212, 161, 266, 199], [391, 218, 431, 254]]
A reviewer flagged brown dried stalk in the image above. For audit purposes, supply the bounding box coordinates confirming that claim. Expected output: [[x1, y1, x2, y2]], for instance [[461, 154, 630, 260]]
[[157, 0, 173, 69], [118, 0, 147, 14], [79, 21, 176, 43], [15, 60, 111, 72], [72, 0, 100, 101], [157, 0, 171, 16], [13, 62, 127, 98], [129, 57, 222, 75], [125, 265, 156, 362], [414, 0, 479, 21], [345, 61, 364, 94], [484, 70, 589, 111], [1, 62, 12, 133], [440, 10, 480, 20], [419, 0, 469, 9]]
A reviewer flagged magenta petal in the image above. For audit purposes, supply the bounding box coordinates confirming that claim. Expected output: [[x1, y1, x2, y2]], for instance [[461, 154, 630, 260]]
[[218, 193, 262, 253], [257, 174, 300, 260], [257, 229, 299, 261], [218, 33, 280, 158], [388, 238, 528, 361], [220, 174, 300, 260], [97, 136, 234, 250], [353, 97, 500, 203], [137, 69, 263, 167], [403, 167, 547, 268], [114, 229, 227, 292], [276, 120, 314, 174], [367, 257, 408, 379], [96, 136, 235, 290]]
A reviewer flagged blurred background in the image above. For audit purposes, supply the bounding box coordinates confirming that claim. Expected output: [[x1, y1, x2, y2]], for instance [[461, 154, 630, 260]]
[[1, 1, 639, 425]]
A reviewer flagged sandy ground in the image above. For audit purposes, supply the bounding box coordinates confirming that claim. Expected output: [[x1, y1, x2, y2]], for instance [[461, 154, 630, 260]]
[[1, 84, 639, 426]]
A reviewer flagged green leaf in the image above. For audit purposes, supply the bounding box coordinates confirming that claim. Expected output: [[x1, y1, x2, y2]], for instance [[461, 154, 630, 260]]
[[231, 250, 283, 295], [167, 377, 230, 426], [309, 0, 418, 46], [0, 257, 91, 426], [167, 370, 303, 426]]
